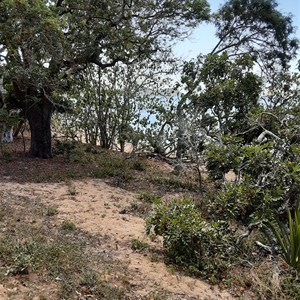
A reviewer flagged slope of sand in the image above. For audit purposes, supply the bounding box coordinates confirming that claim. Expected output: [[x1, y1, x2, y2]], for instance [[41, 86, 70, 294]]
[[0, 179, 234, 300]]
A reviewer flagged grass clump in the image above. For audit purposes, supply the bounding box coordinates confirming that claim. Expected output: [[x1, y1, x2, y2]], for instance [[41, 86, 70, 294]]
[[45, 206, 58, 217], [131, 239, 149, 251], [130, 159, 146, 171], [0, 236, 82, 277], [61, 220, 76, 231], [67, 185, 77, 196], [79, 270, 125, 299]]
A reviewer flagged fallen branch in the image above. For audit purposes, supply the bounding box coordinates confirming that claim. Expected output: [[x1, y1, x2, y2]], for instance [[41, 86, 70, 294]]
[[236, 222, 261, 245]]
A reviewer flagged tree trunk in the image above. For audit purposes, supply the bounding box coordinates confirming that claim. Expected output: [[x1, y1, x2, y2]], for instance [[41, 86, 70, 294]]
[[176, 103, 186, 159], [120, 140, 125, 153], [26, 98, 54, 158]]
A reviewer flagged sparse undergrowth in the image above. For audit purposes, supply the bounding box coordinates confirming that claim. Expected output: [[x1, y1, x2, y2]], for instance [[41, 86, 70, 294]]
[[0, 192, 128, 299], [1, 139, 300, 299]]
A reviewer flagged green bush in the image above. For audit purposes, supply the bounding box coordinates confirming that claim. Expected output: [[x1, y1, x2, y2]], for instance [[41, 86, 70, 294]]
[[209, 182, 260, 222], [204, 135, 244, 180], [146, 198, 233, 281], [206, 137, 300, 224], [93, 156, 133, 181]]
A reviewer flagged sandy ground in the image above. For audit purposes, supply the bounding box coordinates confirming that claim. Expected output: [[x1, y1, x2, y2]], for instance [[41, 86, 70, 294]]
[[0, 179, 235, 300]]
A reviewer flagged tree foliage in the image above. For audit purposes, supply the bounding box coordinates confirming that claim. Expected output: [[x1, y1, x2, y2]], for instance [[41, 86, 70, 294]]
[[182, 53, 262, 138], [0, 0, 210, 157], [212, 0, 298, 71]]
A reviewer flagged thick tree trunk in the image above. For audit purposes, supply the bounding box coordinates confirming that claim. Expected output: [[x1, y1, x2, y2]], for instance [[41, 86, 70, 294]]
[[26, 98, 54, 158]]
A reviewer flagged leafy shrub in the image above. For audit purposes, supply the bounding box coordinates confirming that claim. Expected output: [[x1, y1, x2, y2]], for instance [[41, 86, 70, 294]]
[[209, 182, 260, 222], [93, 156, 133, 181], [205, 135, 244, 180], [206, 136, 300, 224], [146, 198, 233, 281]]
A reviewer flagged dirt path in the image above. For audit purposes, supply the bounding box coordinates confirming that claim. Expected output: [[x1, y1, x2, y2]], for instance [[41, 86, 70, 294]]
[[0, 179, 234, 300]]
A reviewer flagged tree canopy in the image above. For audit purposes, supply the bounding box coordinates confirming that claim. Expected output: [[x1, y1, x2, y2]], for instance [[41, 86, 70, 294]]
[[212, 0, 298, 71], [0, 0, 210, 157]]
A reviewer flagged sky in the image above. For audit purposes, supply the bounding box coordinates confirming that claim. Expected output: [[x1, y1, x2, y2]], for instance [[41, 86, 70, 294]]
[[174, 0, 300, 65]]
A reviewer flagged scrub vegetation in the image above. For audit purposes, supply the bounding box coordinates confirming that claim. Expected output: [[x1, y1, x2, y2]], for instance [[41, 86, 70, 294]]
[[0, 0, 300, 299]]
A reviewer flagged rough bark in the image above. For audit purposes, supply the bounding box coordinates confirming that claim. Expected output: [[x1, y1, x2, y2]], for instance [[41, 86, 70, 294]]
[[26, 98, 54, 158]]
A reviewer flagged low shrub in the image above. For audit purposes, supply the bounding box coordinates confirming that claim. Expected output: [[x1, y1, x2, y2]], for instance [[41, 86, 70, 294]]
[[208, 182, 260, 223], [146, 198, 234, 281]]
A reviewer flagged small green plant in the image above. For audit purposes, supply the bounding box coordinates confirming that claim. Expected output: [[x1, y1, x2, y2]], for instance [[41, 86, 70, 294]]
[[131, 239, 149, 251], [45, 207, 58, 217], [149, 253, 160, 262], [67, 169, 76, 179], [61, 220, 76, 231], [79, 271, 99, 288], [68, 186, 77, 196], [146, 289, 169, 300], [268, 206, 300, 272]]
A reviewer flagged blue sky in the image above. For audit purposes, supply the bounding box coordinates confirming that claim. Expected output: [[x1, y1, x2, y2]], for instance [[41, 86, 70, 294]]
[[174, 0, 300, 64]]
